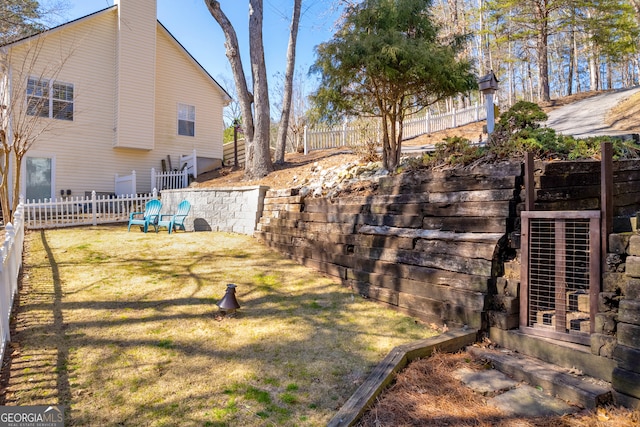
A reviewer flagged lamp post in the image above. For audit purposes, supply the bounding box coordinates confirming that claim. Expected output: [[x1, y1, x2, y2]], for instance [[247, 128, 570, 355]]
[[478, 71, 499, 135]]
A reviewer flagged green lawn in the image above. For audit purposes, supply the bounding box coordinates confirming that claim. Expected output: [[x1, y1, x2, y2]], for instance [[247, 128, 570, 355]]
[[6, 226, 438, 426]]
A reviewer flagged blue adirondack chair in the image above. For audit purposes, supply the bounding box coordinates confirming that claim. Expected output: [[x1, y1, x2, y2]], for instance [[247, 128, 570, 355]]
[[127, 199, 162, 233], [156, 200, 191, 233]]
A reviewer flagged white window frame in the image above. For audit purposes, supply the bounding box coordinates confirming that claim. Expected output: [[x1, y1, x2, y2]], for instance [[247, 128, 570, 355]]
[[26, 77, 74, 121], [21, 152, 56, 202], [177, 103, 195, 137]]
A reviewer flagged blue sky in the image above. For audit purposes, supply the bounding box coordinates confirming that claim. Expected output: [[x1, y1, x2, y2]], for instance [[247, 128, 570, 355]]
[[63, 0, 340, 94]]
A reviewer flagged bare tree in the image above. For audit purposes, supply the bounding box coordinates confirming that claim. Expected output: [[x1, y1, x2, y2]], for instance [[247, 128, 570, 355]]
[[0, 37, 72, 222], [218, 74, 241, 127], [272, 68, 310, 153], [205, 0, 273, 179], [274, 0, 302, 164]]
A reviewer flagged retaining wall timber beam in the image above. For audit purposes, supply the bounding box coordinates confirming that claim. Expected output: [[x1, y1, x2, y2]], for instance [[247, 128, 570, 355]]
[[327, 328, 479, 427]]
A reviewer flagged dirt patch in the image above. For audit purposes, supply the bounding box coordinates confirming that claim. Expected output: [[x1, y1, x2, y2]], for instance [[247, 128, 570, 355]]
[[606, 91, 640, 132], [193, 147, 360, 190], [192, 121, 485, 191]]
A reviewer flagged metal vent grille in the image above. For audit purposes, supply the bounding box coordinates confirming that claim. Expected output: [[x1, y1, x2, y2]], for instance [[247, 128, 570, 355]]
[[521, 211, 600, 344]]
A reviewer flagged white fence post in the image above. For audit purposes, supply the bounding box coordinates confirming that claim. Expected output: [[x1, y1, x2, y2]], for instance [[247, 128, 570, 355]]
[[91, 191, 97, 226], [342, 121, 347, 147], [2, 222, 15, 342], [191, 149, 197, 178], [151, 168, 157, 192], [452, 107, 457, 128], [303, 125, 308, 155]]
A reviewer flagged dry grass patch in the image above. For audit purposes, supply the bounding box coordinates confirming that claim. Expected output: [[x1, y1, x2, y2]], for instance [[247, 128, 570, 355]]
[[3, 226, 438, 426]]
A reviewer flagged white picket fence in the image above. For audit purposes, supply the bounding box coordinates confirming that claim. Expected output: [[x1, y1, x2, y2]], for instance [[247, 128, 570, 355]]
[[0, 203, 25, 363], [151, 168, 189, 191], [303, 103, 486, 153], [150, 150, 198, 191], [23, 190, 158, 230]]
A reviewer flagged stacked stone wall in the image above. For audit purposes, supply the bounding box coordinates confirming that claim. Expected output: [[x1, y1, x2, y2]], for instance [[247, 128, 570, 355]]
[[161, 186, 268, 234], [611, 234, 640, 407]]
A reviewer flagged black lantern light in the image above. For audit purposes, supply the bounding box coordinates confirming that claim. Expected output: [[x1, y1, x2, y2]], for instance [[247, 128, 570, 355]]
[[217, 284, 240, 314]]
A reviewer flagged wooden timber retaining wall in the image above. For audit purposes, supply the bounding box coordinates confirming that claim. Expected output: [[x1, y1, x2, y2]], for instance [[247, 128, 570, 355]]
[[256, 155, 640, 409], [256, 157, 640, 332], [256, 161, 522, 329], [531, 159, 640, 216]]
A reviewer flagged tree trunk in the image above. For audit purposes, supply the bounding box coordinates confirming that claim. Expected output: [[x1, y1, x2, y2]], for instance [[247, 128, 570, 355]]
[[247, 0, 273, 178], [567, 22, 574, 96], [274, 0, 301, 164], [536, 19, 550, 101], [0, 148, 10, 224], [205, 1, 254, 143], [588, 42, 599, 91], [205, 0, 272, 179], [574, 32, 581, 93]]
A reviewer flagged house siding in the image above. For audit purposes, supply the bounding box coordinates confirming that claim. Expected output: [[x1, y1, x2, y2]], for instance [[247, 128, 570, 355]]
[[154, 27, 226, 162], [9, 10, 119, 199], [114, 0, 156, 150], [5, 1, 227, 198]]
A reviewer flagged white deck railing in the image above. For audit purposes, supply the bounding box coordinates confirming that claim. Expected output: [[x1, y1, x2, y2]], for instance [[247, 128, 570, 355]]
[[23, 190, 158, 230], [0, 203, 25, 362], [303, 103, 486, 154]]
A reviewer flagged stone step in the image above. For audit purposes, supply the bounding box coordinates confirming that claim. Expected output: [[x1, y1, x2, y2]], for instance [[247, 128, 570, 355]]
[[488, 327, 617, 381], [468, 346, 613, 409]]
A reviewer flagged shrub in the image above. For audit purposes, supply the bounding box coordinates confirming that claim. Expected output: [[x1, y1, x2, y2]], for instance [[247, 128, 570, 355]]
[[421, 136, 485, 167], [408, 101, 640, 170]]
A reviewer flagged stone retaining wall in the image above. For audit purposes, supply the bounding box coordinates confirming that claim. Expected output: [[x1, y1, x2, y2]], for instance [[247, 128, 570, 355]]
[[608, 233, 640, 407], [160, 186, 268, 234]]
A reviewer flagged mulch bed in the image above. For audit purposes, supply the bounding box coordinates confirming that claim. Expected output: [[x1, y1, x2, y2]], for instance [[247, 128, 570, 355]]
[[355, 350, 640, 427]]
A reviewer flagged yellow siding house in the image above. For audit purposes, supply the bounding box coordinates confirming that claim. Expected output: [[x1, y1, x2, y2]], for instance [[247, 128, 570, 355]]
[[1, 0, 230, 201]]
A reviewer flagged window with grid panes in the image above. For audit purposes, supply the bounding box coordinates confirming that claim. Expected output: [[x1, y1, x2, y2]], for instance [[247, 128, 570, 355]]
[[27, 78, 73, 121], [178, 103, 195, 137]]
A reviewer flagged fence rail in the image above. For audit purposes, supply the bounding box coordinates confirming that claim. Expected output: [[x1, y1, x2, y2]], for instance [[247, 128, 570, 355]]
[[303, 103, 486, 154], [0, 203, 25, 363], [24, 191, 158, 230]]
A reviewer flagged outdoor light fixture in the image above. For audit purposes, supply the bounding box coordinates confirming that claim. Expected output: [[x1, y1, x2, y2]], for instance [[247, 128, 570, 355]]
[[217, 284, 240, 314]]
